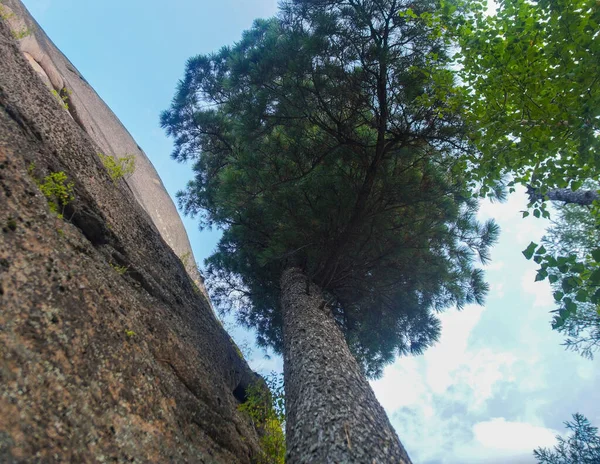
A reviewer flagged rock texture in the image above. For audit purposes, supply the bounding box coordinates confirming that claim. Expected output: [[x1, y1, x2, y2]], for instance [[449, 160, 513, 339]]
[[0, 11, 262, 464], [1, 0, 207, 296]]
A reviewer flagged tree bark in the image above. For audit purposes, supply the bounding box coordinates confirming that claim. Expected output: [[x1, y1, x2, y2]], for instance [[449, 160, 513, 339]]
[[281, 267, 412, 464], [527, 186, 599, 206]]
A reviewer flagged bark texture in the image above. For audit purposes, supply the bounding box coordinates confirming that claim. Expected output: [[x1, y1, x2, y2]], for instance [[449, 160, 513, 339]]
[[281, 267, 412, 464], [527, 186, 599, 206]]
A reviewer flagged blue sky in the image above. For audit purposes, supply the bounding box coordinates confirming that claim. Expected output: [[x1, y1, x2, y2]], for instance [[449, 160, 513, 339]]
[[22, 1, 600, 462]]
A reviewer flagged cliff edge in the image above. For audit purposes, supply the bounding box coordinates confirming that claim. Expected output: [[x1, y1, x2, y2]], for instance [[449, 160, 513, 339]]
[[1, 0, 207, 295], [0, 6, 262, 463]]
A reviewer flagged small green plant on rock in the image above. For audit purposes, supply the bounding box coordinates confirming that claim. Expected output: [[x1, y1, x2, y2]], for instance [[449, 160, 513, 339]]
[[191, 281, 201, 294], [0, 4, 15, 20], [179, 251, 191, 268], [110, 263, 128, 275], [51, 88, 71, 110], [237, 373, 285, 464], [11, 27, 31, 40], [234, 344, 244, 359], [98, 153, 136, 184], [38, 171, 75, 219]]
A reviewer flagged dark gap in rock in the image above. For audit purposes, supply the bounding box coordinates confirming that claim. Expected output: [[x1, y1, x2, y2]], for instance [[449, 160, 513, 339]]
[[126, 267, 159, 299], [0, 99, 42, 142], [233, 383, 247, 404], [60, 87, 86, 133], [69, 207, 109, 246]]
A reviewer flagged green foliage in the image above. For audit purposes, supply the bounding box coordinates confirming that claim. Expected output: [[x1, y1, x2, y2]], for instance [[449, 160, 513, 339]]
[[524, 191, 600, 357], [440, 0, 600, 339], [238, 373, 285, 464], [51, 88, 71, 110], [0, 3, 15, 21], [11, 27, 32, 40], [110, 263, 128, 275], [179, 251, 192, 268], [445, 0, 599, 197], [1, 1, 32, 40], [191, 281, 201, 294], [534, 413, 600, 463], [124, 330, 136, 338], [37, 171, 75, 219], [162, 0, 499, 378], [98, 153, 136, 184], [234, 344, 244, 359]]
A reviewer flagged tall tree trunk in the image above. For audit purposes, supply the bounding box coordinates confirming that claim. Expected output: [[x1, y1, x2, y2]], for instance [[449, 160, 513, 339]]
[[281, 267, 412, 464]]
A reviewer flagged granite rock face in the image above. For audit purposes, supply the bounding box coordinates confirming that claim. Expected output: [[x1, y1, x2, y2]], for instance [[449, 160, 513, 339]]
[[0, 9, 261, 464], [1, 0, 207, 296]]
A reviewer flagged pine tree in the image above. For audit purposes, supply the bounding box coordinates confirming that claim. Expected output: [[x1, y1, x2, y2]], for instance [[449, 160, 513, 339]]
[[540, 184, 600, 358], [534, 413, 600, 464], [162, 1, 498, 461]]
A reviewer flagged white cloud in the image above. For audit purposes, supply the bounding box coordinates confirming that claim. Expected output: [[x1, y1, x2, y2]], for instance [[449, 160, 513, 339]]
[[521, 269, 554, 308], [372, 358, 428, 412], [491, 282, 505, 298], [458, 350, 517, 412], [472, 418, 557, 452], [423, 305, 485, 394], [485, 260, 506, 271], [448, 418, 559, 463]]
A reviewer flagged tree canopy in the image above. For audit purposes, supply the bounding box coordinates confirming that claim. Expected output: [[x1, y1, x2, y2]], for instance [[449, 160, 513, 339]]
[[534, 413, 600, 464], [443, 0, 600, 329], [448, 0, 599, 201], [162, 0, 498, 378]]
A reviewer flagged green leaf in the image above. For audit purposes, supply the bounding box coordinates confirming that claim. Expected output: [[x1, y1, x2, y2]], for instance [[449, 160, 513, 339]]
[[565, 298, 577, 314], [552, 316, 565, 329], [548, 274, 558, 284], [553, 291, 564, 302], [590, 269, 600, 285], [570, 262, 585, 274], [558, 264, 570, 273], [591, 249, 600, 262], [535, 269, 548, 281], [523, 242, 538, 260], [522, 211, 530, 218], [575, 289, 589, 303], [561, 277, 576, 293]]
